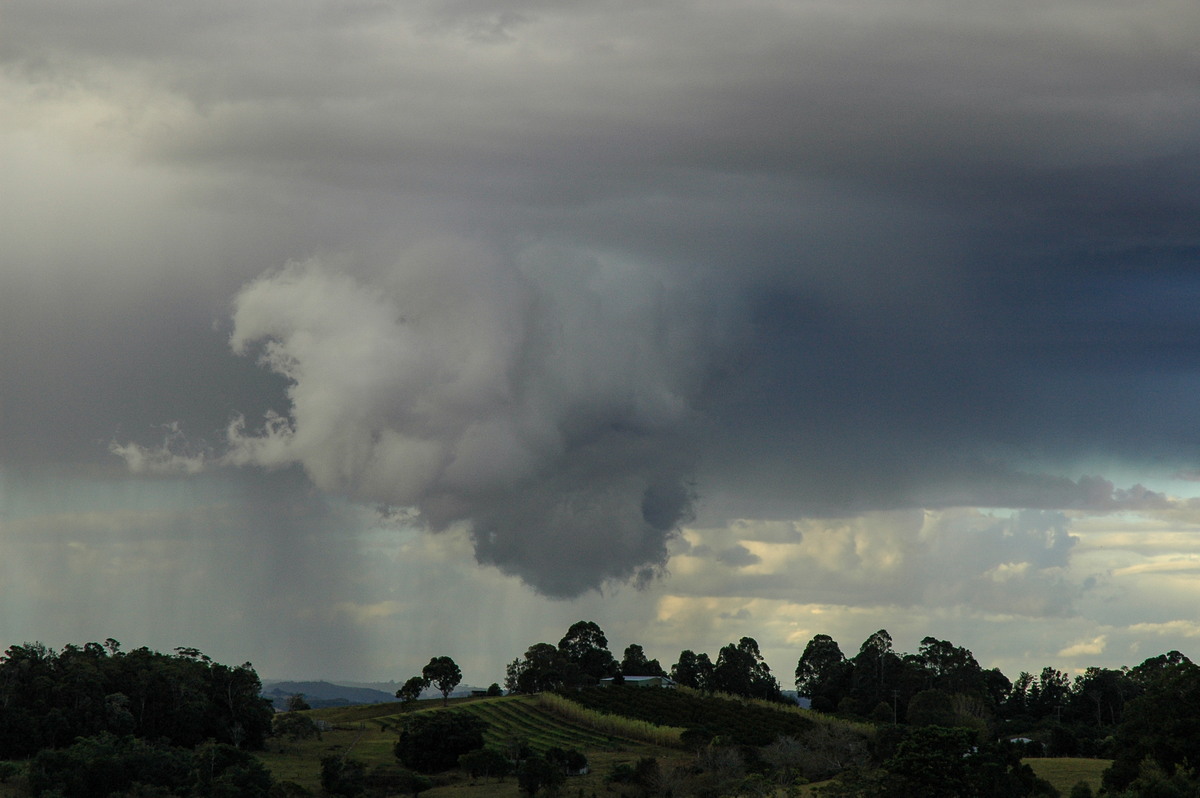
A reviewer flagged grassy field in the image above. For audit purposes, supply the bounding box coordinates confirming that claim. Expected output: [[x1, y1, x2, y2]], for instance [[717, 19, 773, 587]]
[[0, 699, 1116, 797], [256, 695, 689, 796], [1026, 757, 1111, 796]]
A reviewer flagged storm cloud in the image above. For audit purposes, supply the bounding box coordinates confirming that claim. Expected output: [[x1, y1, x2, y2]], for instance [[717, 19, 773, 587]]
[[216, 251, 711, 595], [6, 0, 1200, 677]]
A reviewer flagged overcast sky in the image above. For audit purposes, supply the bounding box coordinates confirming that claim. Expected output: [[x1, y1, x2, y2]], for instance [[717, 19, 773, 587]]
[[4, 0, 1200, 687]]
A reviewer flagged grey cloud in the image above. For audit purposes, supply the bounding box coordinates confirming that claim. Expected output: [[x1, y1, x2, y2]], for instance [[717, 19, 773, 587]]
[[715, 545, 761, 569], [675, 510, 1084, 618], [9, 0, 1200, 598], [143, 251, 720, 596]]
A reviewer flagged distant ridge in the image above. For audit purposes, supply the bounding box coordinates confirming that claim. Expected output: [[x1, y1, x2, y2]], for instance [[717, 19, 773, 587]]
[[261, 679, 486, 710], [261, 680, 398, 710]]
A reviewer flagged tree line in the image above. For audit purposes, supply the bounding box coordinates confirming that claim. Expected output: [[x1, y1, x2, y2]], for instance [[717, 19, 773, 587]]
[[503, 620, 784, 701], [0, 639, 272, 759], [491, 621, 1200, 795], [496, 620, 1178, 743], [0, 639, 278, 797]]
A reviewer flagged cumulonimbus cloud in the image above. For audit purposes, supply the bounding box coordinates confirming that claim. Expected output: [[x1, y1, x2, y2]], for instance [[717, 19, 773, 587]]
[[115, 248, 723, 596]]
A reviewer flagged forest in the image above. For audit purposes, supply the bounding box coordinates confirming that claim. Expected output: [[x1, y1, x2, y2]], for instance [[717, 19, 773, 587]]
[[0, 624, 1197, 797]]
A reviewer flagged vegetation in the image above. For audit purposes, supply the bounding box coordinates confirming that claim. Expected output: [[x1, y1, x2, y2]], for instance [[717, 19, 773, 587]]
[[557, 682, 813, 746], [396, 675, 429, 709], [534, 692, 686, 748], [4, 620, 1198, 797], [421, 657, 463, 707], [396, 710, 488, 773], [710, 637, 784, 702], [0, 640, 272, 758], [26, 733, 272, 797]]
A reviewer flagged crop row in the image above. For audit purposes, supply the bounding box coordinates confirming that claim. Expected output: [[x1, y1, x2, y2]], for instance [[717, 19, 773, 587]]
[[558, 687, 816, 746], [456, 698, 626, 754], [535, 693, 685, 748]]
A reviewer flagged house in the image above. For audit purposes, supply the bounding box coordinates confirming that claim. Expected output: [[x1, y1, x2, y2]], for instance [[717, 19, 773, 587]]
[[598, 675, 677, 688]]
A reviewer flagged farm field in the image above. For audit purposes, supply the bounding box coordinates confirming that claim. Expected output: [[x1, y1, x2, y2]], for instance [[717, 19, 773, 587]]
[[1025, 757, 1112, 796], [256, 695, 689, 796]]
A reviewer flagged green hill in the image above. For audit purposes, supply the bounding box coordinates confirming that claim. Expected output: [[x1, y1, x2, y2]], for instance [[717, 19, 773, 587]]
[[255, 694, 688, 796], [253, 691, 1113, 798]]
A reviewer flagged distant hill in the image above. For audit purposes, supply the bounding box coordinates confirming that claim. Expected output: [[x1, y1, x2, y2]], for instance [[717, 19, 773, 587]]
[[261, 680, 400, 710], [261, 679, 486, 710]]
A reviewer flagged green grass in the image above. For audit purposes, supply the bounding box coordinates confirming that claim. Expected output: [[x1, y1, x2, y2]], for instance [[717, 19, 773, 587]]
[[1025, 757, 1111, 796]]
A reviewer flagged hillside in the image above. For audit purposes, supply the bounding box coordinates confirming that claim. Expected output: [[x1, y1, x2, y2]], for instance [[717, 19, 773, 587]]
[[256, 694, 688, 796], [261, 680, 399, 710]]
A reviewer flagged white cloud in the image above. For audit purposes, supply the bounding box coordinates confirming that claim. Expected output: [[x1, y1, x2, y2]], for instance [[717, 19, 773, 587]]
[[1058, 635, 1108, 658]]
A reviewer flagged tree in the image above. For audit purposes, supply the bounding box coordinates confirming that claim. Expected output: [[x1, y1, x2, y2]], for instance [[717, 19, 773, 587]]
[[1103, 656, 1200, 792], [671, 649, 714, 691], [1005, 671, 1036, 719], [26, 733, 274, 798], [396, 675, 430, 709], [285, 693, 310, 712], [192, 741, 274, 798], [906, 689, 957, 727], [711, 637, 781, 701], [558, 621, 617, 686], [321, 755, 366, 797], [795, 634, 850, 710], [422, 656, 462, 706], [507, 643, 567, 694], [459, 748, 512, 781], [395, 710, 488, 773], [26, 733, 192, 798], [0, 640, 273, 757], [984, 668, 1013, 713], [848, 629, 903, 714], [620, 643, 666, 678], [1068, 666, 1132, 727], [272, 711, 318, 741], [917, 637, 985, 695], [880, 728, 1055, 798], [518, 753, 567, 796], [1028, 666, 1070, 721]]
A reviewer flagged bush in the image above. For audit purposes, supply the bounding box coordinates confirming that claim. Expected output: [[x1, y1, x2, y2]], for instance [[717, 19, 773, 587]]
[[1068, 781, 1093, 798], [320, 755, 366, 798], [395, 711, 488, 773], [363, 763, 432, 797], [544, 747, 587, 775], [25, 733, 273, 798], [272, 712, 319, 741], [0, 761, 21, 783], [518, 754, 566, 796], [192, 741, 273, 798], [458, 748, 512, 781], [612, 757, 660, 788], [26, 734, 190, 798]]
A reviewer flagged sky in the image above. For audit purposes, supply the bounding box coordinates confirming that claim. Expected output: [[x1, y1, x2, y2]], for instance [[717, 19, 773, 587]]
[[4, 0, 1200, 689]]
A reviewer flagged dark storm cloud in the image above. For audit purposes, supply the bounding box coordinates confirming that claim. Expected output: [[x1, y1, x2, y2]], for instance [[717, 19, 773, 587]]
[[8, 0, 1200, 595]]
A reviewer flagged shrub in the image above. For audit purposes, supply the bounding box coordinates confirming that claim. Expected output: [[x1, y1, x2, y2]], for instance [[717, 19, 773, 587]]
[[459, 748, 512, 781], [518, 754, 566, 796], [320, 755, 366, 798], [363, 763, 432, 797], [395, 710, 488, 773], [272, 712, 319, 741]]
